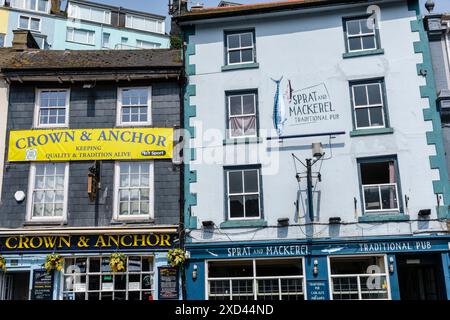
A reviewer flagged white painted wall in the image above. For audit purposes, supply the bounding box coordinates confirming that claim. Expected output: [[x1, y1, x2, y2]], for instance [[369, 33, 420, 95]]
[[186, 1, 448, 242]]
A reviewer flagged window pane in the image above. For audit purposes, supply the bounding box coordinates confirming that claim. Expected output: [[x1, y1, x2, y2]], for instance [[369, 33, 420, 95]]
[[241, 49, 253, 63], [380, 185, 398, 210], [362, 35, 376, 50], [209, 260, 253, 277], [19, 16, 29, 29], [30, 18, 40, 31], [353, 86, 368, 106], [229, 195, 244, 218], [229, 96, 242, 116], [38, 0, 47, 12], [355, 108, 370, 128], [242, 95, 255, 114], [367, 84, 382, 105], [244, 194, 259, 217], [348, 37, 362, 51], [369, 106, 384, 127], [244, 170, 258, 193], [364, 186, 381, 210], [228, 171, 243, 194], [347, 20, 361, 35], [360, 18, 374, 34], [228, 34, 240, 49], [360, 162, 391, 185], [256, 259, 303, 276], [240, 33, 252, 47], [229, 50, 240, 64]]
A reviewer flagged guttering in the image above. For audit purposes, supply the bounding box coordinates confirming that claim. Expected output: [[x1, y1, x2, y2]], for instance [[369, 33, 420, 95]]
[[0, 226, 178, 236]]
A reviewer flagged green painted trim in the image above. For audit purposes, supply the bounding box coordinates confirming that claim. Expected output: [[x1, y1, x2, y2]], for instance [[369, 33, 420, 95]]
[[437, 206, 448, 219], [350, 127, 394, 137], [358, 214, 410, 223], [220, 219, 268, 229], [408, 0, 450, 218], [221, 63, 259, 72], [342, 49, 385, 59], [223, 137, 263, 145], [183, 26, 198, 230]]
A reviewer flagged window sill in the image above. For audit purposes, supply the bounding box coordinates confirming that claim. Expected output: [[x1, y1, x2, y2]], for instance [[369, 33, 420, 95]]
[[65, 40, 96, 47], [220, 219, 267, 229], [221, 63, 259, 72], [343, 49, 385, 59], [110, 217, 154, 225], [223, 137, 263, 145], [358, 214, 410, 223], [350, 127, 394, 137], [23, 219, 67, 226]]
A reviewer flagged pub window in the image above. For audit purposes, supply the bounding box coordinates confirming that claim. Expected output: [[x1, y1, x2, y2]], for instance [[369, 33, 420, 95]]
[[62, 256, 154, 300], [226, 91, 258, 139], [225, 30, 256, 65], [225, 166, 262, 220], [358, 157, 401, 214], [113, 161, 154, 220], [35, 89, 70, 128], [329, 256, 389, 300], [27, 162, 69, 221], [117, 87, 152, 126], [208, 259, 305, 300], [343, 16, 380, 53], [350, 80, 387, 130]]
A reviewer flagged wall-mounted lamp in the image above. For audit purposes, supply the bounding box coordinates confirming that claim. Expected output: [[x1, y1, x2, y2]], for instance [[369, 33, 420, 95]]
[[202, 220, 214, 228], [313, 259, 319, 276], [277, 217, 290, 226], [329, 217, 341, 225], [418, 209, 431, 217], [389, 257, 395, 273], [192, 264, 198, 280], [14, 190, 26, 203]]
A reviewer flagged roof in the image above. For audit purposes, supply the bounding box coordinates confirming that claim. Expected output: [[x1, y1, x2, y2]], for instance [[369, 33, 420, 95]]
[[0, 49, 182, 71], [176, 0, 372, 22]]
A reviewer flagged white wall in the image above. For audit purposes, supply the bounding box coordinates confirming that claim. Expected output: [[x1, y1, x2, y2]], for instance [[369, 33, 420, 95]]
[[186, 1, 448, 242]]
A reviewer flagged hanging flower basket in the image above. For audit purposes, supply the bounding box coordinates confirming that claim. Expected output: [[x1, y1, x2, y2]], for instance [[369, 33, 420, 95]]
[[45, 253, 63, 273], [167, 249, 187, 267], [0, 255, 6, 272], [109, 253, 126, 273]]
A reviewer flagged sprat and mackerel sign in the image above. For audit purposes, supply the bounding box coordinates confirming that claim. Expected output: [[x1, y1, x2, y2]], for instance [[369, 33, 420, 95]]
[[8, 128, 173, 162]]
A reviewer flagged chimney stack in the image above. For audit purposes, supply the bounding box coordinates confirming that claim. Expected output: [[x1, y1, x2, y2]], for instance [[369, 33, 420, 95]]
[[50, 0, 61, 14], [12, 30, 40, 51]]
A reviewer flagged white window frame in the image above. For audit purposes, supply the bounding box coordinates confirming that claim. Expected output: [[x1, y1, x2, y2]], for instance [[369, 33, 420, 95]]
[[10, 0, 50, 14], [61, 254, 155, 300], [18, 15, 41, 32], [345, 17, 378, 53], [102, 32, 110, 48], [136, 39, 160, 49], [351, 82, 385, 130], [0, 0, 5, 6], [125, 14, 165, 34], [206, 258, 306, 300], [34, 88, 70, 128], [226, 168, 261, 221], [362, 183, 400, 213], [227, 92, 257, 139], [26, 162, 70, 222], [66, 27, 95, 46], [116, 87, 152, 126], [113, 161, 155, 221], [67, 2, 111, 25], [327, 255, 391, 301], [226, 31, 255, 66]]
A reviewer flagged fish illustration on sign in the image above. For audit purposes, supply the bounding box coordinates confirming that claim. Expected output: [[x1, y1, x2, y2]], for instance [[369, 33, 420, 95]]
[[272, 77, 287, 136], [321, 247, 345, 254]]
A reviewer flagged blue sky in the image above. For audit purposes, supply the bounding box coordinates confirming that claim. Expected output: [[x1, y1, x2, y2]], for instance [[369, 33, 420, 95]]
[[78, 0, 450, 29]]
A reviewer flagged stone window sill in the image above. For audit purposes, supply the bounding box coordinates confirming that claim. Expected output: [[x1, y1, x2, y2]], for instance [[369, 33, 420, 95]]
[[350, 127, 394, 137], [358, 213, 410, 223], [343, 49, 385, 59], [223, 137, 263, 145], [221, 62, 259, 72], [220, 219, 267, 229]]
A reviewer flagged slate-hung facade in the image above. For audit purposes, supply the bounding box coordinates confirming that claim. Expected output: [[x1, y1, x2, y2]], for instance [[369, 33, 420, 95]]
[[0, 48, 183, 300], [176, 0, 450, 300], [0, 0, 169, 50]]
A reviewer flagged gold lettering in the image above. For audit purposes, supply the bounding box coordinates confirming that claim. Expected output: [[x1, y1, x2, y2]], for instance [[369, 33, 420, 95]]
[[5, 237, 18, 249], [58, 236, 71, 248], [18, 237, 30, 249], [107, 235, 119, 248], [43, 236, 57, 248], [133, 235, 146, 247], [120, 235, 132, 247], [95, 235, 107, 248], [29, 237, 43, 249], [146, 234, 160, 247], [159, 234, 171, 247]]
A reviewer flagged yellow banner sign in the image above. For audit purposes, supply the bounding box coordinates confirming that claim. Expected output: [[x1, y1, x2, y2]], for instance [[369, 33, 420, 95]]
[[8, 128, 173, 162]]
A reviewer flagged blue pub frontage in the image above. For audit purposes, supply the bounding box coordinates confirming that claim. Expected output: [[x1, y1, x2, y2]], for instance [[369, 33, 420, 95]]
[[174, 0, 450, 301], [184, 236, 450, 300]]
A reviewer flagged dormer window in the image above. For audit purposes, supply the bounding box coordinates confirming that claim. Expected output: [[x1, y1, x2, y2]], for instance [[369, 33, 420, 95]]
[[125, 14, 165, 34], [68, 2, 111, 25], [10, 0, 50, 13]]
